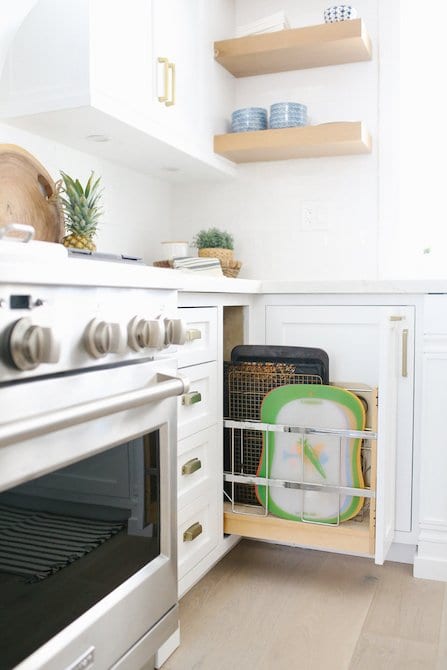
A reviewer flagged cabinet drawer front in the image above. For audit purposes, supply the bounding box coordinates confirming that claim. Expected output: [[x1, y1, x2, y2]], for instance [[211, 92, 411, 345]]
[[178, 362, 217, 440], [178, 426, 218, 510], [176, 307, 217, 368], [178, 494, 218, 579]]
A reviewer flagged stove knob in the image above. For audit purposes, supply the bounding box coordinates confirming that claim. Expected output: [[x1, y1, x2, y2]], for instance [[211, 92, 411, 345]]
[[84, 319, 126, 358], [164, 318, 187, 346], [127, 316, 165, 351], [7, 317, 60, 370]]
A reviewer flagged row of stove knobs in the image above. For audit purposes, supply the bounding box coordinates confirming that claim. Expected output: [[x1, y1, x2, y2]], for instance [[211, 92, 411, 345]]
[[6, 316, 188, 371]]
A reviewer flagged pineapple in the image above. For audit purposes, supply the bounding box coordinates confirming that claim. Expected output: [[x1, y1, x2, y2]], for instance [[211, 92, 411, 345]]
[[60, 171, 103, 251]]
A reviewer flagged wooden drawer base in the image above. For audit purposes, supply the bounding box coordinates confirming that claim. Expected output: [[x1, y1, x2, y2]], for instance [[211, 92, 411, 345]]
[[224, 504, 374, 556]]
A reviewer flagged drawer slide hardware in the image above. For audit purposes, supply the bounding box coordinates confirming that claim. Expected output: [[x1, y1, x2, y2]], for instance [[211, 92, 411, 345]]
[[183, 521, 203, 542], [182, 457, 202, 475]]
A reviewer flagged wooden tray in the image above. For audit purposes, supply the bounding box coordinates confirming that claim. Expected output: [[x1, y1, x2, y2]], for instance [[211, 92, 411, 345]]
[[0, 144, 64, 242]]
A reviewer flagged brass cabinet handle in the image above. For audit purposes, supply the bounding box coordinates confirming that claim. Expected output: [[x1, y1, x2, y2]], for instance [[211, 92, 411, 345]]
[[157, 57, 169, 103], [183, 522, 202, 542], [402, 328, 409, 378], [166, 61, 176, 106], [182, 391, 202, 406], [182, 457, 202, 475], [186, 328, 202, 342]]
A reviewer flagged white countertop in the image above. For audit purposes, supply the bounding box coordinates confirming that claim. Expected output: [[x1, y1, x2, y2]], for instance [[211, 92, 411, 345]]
[[1, 242, 447, 294]]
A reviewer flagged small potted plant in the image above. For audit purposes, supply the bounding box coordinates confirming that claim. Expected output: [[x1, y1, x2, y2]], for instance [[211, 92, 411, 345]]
[[192, 227, 234, 265]]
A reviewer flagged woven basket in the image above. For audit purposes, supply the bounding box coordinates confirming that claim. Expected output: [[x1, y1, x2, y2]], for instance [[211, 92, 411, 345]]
[[221, 260, 242, 278], [198, 247, 233, 264], [153, 260, 173, 268]]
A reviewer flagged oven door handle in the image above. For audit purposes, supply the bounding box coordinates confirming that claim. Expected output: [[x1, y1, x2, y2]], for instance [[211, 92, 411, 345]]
[[0, 372, 189, 448]]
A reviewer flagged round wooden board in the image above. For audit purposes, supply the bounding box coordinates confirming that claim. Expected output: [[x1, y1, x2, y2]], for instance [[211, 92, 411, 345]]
[[0, 144, 64, 242]]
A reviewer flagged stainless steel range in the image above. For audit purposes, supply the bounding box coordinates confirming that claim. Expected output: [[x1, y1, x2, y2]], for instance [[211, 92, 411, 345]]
[[0, 250, 188, 670]]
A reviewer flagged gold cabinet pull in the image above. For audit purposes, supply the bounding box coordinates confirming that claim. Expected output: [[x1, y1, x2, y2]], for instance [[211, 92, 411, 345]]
[[186, 328, 202, 342], [182, 457, 202, 475], [157, 57, 169, 103], [183, 522, 202, 542], [402, 328, 409, 378], [182, 391, 202, 406], [166, 61, 176, 106]]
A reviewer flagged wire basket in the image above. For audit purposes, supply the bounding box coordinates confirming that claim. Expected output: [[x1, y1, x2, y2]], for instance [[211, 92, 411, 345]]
[[224, 362, 323, 504]]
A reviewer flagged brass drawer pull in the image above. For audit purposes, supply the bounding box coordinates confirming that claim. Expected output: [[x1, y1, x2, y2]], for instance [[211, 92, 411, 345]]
[[157, 57, 169, 103], [183, 522, 202, 542], [182, 457, 202, 475], [182, 391, 202, 406], [402, 328, 409, 378], [186, 328, 202, 342], [166, 61, 176, 107]]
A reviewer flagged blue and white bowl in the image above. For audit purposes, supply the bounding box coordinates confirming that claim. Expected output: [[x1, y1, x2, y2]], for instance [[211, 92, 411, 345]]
[[231, 107, 268, 132], [270, 102, 307, 115], [231, 107, 267, 121], [269, 102, 308, 129], [324, 5, 357, 23], [270, 117, 307, 129]]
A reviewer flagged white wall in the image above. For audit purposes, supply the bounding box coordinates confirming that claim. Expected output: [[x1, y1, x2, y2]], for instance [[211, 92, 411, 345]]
[[0, 122, 172, 263], [170, 0, 380, 280]]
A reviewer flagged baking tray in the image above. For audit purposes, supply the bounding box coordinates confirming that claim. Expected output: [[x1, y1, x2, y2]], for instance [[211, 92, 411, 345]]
[[230, 345, 329, 384]]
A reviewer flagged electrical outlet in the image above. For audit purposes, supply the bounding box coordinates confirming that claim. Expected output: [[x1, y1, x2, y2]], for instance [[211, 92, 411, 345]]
[[301, 201, 329, 231]]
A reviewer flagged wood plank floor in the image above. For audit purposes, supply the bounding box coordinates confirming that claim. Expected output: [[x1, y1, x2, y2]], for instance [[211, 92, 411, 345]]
[[163, 540, 446, 670]]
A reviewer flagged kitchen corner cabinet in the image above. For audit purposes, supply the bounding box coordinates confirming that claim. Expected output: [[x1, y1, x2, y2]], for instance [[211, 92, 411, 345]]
[[0, 0, 233, 179], [222, 299, 416, 566]]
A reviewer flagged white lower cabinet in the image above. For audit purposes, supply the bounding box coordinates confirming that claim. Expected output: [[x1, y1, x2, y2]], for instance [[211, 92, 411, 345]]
[[177, 362, 218, 440], [261, 303, 415, 563], [414, 295, 447, 581], [175, 305, 221, 591], [220, 300, 416, 566], [177, 493, 219, 580], [177, 426, 218, 513]]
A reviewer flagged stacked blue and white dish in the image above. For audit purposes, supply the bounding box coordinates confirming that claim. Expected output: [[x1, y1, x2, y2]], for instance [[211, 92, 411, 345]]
[[269, 102, 307, 129], [323, 5, 357, 22], [231, 107, 268, 133]]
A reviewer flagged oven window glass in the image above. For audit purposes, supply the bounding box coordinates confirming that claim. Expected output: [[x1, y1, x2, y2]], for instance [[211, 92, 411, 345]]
[[0, 432, 160, 670]]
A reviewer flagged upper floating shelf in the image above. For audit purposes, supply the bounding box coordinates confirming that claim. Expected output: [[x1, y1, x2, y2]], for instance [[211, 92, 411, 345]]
[[214, 19, 372, 77], [213, 122, 372, 164]]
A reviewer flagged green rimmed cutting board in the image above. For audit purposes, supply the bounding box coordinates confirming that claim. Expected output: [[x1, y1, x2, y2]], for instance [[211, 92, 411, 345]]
[[256, 384, 366, 524]]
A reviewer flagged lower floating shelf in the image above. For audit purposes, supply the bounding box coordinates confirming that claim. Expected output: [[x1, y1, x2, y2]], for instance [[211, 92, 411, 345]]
[[224, 502, 374, 555], [214, 121, 372, 163]]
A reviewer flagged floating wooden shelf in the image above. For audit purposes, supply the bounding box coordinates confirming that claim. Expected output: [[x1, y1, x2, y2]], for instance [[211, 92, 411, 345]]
[[214, 19, 372, 77], [224, 503, 374, 555], [214, 122, 372, 164]]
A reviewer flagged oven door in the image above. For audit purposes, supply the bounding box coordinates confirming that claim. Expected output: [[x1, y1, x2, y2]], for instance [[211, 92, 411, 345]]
[[0, 359, 186, 670]]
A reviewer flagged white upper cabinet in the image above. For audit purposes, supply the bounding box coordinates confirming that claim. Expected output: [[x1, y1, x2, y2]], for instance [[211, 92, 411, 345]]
[[152, 0, 205, 152], [0, 0, 234, 179]]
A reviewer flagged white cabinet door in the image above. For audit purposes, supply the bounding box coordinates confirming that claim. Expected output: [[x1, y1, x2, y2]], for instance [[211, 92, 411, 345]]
[[90, 0, 152, 124], [374, 310, 406, 563], [151, 0, 204, 148], [265, 304, 415, 562]]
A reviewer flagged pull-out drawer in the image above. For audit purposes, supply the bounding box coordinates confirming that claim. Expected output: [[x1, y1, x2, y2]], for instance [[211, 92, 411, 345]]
[[177, 362, 217, 440], [178, 494, 218, 579], [178, 425, 218, 511], [175, 307, 218, 368]]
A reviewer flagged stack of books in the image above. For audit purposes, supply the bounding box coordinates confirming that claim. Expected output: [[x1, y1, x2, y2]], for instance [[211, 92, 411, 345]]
[[235, 11, 290, 38]]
